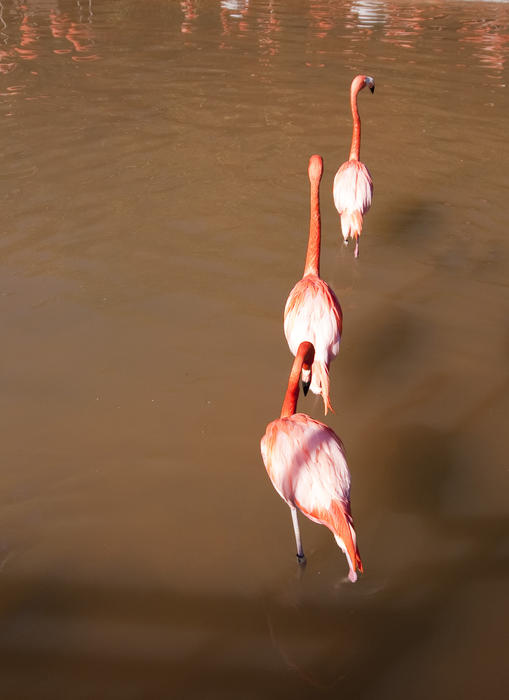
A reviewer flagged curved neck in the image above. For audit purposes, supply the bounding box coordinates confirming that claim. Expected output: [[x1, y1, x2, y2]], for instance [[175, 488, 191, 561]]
[[280, 342, 315, 418], [349, 79, 363, 161], [303, 164, 322, 277]]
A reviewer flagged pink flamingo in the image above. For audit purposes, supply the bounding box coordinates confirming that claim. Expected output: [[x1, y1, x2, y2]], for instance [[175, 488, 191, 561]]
[[261, 341, 363, 581], [333, 74, 375, 258], [284, 155, 342, 415]]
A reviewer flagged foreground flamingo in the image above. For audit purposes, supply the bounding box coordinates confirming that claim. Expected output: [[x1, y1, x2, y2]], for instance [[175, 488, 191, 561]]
[[261, 341, 363, 581], [284, 155, 342, 414], [333, 74, 375, 258]]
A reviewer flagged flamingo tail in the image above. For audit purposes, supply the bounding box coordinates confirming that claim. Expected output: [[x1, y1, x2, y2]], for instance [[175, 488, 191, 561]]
[[330, 502, 363, 582], [340, 210, 363, 244], [309, 360, 333, 415]]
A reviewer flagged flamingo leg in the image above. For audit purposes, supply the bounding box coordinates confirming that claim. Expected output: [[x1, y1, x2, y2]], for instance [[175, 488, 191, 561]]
[[290, 507, 306, 565], [354, 234, 359, 258]]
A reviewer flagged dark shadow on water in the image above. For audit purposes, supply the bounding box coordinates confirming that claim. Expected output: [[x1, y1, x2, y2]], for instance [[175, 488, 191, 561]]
[[376, 196, 443, 247], [357, 422, 452, 515], [345, 303, 428, 394], [0, 508, 508, 700], [0, 380, 498, 699]]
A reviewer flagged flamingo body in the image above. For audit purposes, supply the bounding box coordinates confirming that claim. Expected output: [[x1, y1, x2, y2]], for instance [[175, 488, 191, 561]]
[[261, 412, 362, 582], [284, 275, 342, 412], [333, 159, 373, 248]]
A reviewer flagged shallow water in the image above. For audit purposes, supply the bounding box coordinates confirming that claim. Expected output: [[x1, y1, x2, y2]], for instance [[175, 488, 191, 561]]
[[0, 0, 508, 697]]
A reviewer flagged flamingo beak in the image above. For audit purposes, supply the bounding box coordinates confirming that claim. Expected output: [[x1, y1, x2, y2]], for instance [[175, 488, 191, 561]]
[[301, 367, 311, 396], [369, 85, 375, 94], [365, 76, 375, 94]]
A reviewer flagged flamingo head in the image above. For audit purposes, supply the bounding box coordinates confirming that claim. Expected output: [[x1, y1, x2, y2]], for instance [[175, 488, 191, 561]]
[[308, 154, 323, 184], [364, 75, 375, 94], [301, 354, 313, 396], [352, 74, 375, 95], [301, 368, 311, 396]]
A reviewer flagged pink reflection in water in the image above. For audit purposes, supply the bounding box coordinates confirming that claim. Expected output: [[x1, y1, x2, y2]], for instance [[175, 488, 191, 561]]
[[14, 4, 39, 60], [257, 1, 280, 66], [0, 0, 99, 76], [180, 0, 198, 35], [309, 0, 336, 41], [218, 0, 250, 52], [380, 3, 425, 49], [50, 9, 99, 60], [220, 0, 250, 44], [458, 16, 509, 83]]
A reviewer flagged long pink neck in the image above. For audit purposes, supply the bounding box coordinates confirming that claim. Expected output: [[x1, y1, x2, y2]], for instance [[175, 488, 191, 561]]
[[280, 342, 315, 418], [349, 76, 365, 161], [303, 155, 323, 277]]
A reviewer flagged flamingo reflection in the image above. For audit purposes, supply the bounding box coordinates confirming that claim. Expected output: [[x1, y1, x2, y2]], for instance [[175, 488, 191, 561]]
[[180, 0, 198, 35]]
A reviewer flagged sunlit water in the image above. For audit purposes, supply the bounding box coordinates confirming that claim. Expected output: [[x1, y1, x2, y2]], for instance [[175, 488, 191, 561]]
[[0, 1, 508, 698]]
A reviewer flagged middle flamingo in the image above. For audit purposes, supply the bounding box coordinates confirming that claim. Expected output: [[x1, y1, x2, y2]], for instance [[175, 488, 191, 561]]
[[284, 155, 342, 415]]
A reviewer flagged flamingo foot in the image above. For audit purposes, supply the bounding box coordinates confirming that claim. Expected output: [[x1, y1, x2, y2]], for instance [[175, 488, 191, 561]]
[[297, 553, 307, 566]]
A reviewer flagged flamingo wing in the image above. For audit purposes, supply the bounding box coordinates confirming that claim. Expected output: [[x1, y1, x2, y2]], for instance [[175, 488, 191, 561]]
[[333, 160, 373, 216], [284, 275, 342, 363], [261, 414, 350, 512], [283, 276, 342, 411]]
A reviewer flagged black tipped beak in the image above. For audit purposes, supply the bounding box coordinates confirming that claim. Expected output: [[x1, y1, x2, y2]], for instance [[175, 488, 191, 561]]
[[302, 379, 310, 396], [369, 85, 375, 94]]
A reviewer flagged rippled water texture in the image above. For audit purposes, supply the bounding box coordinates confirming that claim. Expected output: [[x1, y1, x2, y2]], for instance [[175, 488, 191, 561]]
[[1, 1, 508, 697]]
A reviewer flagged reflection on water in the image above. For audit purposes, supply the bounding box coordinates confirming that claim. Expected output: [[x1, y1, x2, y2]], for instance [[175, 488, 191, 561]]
[[380, 4, 425, 50], [180, 0, 198, 35], [50, 8, 97, 60], [0, 0, 98, 78], [0, 0, 508, 88], [458, 13, 509, 83], [0, 0, 508, 698], [222, 0, 250, 19], [351, 0, 387, 28]]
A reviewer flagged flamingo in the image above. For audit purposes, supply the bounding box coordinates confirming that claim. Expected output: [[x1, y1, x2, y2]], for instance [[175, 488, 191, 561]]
[[284, 155, 342, 415], [333, 74, 375, 258], [261, 341, 363, 582]]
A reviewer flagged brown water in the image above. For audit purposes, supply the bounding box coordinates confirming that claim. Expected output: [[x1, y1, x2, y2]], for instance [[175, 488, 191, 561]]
[[1, 0, 508, 697]]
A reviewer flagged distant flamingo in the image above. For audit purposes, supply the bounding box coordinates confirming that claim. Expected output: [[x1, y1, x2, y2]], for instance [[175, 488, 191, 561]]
[[261, 341, 363, 581], [333, 74, 375, 258], [284, 155, 342, 415]]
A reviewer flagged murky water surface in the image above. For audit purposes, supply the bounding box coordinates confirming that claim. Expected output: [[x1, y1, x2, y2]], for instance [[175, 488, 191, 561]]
[[1, 0, 508, 697]]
